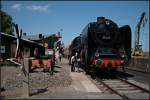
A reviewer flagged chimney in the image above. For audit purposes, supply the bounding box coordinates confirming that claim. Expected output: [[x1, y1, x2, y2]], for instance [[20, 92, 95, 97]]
[[97, 17, 105, 23]]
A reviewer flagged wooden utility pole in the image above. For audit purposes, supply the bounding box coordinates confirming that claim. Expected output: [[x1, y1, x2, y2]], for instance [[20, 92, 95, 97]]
[[15, 24, 29, 98], [21, 58, 29, 98]]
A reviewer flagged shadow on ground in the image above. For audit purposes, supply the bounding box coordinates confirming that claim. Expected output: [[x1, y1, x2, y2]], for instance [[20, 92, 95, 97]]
[[53, 65, 62, 68], [29, 65, 62, 73], [116, 71, 134, 79], [29, 87, 48, 96], [90, 69, 134, 80]]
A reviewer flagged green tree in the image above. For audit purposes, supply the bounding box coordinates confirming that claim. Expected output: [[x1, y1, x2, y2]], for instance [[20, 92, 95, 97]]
[[0, 10, 14, 35]]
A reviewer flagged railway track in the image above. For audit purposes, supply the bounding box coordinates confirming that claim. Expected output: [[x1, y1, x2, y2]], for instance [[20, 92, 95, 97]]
[[95, 77, 149, 100]]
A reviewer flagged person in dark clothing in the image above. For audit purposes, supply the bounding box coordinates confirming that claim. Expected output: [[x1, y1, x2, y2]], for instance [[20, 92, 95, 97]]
[[34, 48, 40, 59], [77, 56, 81, 72], [59, 53, 62, 62], [71, 55, 76, 72]]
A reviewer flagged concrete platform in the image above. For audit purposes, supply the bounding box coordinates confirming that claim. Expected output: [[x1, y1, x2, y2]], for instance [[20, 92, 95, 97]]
[[70, 72, 101, 93]]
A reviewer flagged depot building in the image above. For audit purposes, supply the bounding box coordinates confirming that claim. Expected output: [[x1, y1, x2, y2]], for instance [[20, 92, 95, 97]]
[[0, 32, 45, 59]]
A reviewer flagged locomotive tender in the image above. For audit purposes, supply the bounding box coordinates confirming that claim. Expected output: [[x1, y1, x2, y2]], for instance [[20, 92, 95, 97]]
[[70, 17, 132, 75]]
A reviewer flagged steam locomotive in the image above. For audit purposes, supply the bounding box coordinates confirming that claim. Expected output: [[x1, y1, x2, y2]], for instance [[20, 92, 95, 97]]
[[69, 17, 132, 75]]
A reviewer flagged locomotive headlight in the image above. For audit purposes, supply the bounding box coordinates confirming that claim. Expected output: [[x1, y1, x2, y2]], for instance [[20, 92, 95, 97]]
[[121, 55, 125, 58]]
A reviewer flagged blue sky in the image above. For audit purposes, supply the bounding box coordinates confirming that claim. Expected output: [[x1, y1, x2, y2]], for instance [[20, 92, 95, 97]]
[[1, 1, 149, 51]]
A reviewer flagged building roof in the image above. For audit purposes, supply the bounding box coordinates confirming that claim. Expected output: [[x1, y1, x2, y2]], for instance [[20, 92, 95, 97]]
[[1, 32, 43, 46], [22, 34, 55, 40], [22, 34, 61, 40]]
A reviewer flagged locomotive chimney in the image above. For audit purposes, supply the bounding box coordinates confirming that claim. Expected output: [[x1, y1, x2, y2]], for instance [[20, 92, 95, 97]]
[[97, 17, 105, 23]]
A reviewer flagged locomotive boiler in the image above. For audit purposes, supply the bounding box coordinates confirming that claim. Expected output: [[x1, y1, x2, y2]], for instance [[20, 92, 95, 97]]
[[69, 36, 81, 56], [74, 17, 132, 75]]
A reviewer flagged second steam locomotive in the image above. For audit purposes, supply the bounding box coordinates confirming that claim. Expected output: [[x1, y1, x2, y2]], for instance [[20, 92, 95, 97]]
[[69, 17, 132, 75]]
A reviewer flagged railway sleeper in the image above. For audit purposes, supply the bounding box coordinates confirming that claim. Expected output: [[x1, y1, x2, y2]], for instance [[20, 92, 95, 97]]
[[109, 85, 132, 88], [103, 80, 121, 82], [105, 83, 130, 85], [114, 87, 139, 91], [118, 90, 142, 94]]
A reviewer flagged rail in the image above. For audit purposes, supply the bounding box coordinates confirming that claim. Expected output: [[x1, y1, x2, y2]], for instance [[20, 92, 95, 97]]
[[95, 77, 149, 100], [96, 78, 130, 100]]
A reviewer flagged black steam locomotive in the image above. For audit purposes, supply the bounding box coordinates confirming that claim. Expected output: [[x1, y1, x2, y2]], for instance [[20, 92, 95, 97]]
[[69, 17, 131, 75]]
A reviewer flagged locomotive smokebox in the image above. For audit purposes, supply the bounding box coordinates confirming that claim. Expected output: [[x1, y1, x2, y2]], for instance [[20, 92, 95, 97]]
[[97, 17, 105, 23]]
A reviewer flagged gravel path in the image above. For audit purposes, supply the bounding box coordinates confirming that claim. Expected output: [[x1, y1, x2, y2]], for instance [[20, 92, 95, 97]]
[[1, 58, 72, 97], [1, 67, 23, 90]]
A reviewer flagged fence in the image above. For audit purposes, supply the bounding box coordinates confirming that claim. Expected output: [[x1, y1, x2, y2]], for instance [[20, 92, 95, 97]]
[[128, 57, 149, 73]]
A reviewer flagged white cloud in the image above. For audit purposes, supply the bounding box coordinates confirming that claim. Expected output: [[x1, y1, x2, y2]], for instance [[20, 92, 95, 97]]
[[11, 4, 21, 10], [27, 5, 50, 12]]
